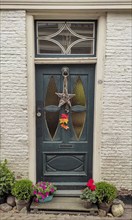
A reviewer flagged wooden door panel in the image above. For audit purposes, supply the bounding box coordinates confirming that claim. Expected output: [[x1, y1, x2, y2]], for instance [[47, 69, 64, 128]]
[[36, 64, 95, 186]]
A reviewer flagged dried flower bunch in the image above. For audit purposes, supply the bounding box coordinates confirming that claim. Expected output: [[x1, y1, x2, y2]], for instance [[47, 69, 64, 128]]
[[59, 114, 69, 130]]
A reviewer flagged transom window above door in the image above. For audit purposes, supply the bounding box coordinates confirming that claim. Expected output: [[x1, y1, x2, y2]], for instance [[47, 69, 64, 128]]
[[36, 21, 96, 56]]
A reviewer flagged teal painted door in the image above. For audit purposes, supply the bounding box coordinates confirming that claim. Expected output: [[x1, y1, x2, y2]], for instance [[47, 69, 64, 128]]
[[36, 64, 95, 186]]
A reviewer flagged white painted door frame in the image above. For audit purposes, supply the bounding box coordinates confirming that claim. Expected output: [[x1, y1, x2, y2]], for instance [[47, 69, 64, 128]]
[[27, 11, 106, 183]]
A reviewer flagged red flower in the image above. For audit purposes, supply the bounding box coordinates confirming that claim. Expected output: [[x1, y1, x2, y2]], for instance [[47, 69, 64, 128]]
[[86, 179, 96, 191], [90, 184, 96, 191], [61, 114, 68, 119], [87, 179, 94, 187]]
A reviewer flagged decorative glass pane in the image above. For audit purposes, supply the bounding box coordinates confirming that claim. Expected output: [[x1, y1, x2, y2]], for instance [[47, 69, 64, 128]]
[[37, 21, 95, 55], [38, 22, 63, 37], [72, 77, 86, 106], [45, 76, 59, 138], [71, 77, 86, 139], [53, 27, 78, 51], [38, 40, 62, 54], [70, 23, 94, 38], [71, 40, 93, 55], [72, 112, 86, 139]]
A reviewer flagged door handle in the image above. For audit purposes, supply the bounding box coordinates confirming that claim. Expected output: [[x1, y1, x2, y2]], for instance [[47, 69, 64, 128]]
[[36, 107, 42, 117]]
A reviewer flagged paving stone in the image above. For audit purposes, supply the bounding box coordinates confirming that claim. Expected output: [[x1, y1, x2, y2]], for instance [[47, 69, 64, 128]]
[[1, 217, 9, 220], [12, 206, 19, 213], [107, 213, 114, 217], [20, 207, 28, 214], [0, 203, 13, 212], [98, 209, 107, 217], [0, 205, 132, 220]]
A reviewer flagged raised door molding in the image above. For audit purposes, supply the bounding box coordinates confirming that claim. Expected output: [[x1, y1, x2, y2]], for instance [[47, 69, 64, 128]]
[[1, 0, 131, 10]]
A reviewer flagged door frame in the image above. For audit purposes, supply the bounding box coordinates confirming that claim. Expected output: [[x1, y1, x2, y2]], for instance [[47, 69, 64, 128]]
[[26, 12, 106, 183]]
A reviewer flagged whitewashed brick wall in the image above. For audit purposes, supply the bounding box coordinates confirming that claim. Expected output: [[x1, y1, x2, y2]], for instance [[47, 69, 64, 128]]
[[101, 12, 132, 190], [0, 10, 131, 190], [0, 10, 29, 178]]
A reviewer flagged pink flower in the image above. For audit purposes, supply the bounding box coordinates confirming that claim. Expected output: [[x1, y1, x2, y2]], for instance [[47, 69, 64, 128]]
[[33, 190, 37, 195], [51, 188, 54, 193], [42, 185, 47, 190], [35, 198, 38, 202], [45, 192, 49, 197], [41, 194, 45, 200]]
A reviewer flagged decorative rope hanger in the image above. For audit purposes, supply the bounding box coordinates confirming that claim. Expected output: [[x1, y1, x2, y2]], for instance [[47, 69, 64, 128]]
[[55, 67, 75, 112]]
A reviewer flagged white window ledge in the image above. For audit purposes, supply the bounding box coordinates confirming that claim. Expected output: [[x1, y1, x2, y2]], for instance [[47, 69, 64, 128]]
[[1, 0, 131, 10]]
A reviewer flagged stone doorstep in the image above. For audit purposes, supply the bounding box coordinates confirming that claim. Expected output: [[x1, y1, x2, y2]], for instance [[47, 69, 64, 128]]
[[30, 197, 98, 215], [30, 198, 132, 220]]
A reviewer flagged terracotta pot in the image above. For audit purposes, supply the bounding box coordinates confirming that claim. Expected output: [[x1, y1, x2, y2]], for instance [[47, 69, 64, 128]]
[[15, 199, 30, 211], [98, 202, 112, 213], [83, 200, 92, 208]]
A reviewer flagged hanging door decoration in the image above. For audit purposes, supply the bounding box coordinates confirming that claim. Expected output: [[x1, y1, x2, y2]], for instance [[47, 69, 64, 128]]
[[56, 67, 75, 130]]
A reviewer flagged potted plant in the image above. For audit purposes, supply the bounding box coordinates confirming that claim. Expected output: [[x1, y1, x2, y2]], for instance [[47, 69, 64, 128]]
[[11, 179, 33, 211], [96, 181, 117, 213], [80, 179, 97, 208], [0, 160, 15, 204], [33, 181, 57, 203]]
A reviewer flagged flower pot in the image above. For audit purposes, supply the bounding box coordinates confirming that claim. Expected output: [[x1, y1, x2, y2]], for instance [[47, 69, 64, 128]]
[[98, 202, 112, 213], [83, 200, 92, 209], [38, 195, 53, 203], [15, 199, 30, 211]]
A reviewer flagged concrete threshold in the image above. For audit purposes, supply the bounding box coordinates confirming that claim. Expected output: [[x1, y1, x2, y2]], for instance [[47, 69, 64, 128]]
[[31, 197, 98, 215], [55, 190, 81, 197], [30, 198, 132, 220]]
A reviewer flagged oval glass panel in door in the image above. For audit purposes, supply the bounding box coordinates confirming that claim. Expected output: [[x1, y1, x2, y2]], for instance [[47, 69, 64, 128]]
[[71, 76, 86, 139], [45, 76, 59, 139]]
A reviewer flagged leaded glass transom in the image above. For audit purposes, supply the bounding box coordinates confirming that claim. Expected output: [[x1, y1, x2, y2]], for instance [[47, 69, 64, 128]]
[[36, 21, 96, 55]]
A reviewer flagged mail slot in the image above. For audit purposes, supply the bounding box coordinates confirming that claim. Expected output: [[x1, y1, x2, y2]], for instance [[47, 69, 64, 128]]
[[59, 144, 73, 148]]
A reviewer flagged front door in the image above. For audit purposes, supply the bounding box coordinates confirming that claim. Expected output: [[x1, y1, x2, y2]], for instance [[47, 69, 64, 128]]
[[36, 64, 95, 187]]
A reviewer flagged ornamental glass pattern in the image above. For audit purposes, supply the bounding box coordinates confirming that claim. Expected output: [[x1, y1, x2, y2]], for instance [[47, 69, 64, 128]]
[[36, 21, 95, 55]]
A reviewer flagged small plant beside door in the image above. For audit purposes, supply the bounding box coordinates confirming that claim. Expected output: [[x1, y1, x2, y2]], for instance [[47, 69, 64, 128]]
[[80, 179, 97, 208], [33, 181, 57, 203]]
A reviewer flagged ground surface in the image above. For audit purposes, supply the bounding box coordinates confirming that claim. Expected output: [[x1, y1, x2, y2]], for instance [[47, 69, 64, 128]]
[[0, 205, 131, 220]]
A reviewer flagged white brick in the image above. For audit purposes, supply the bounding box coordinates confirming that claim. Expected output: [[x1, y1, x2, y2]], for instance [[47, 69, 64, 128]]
[[0, 10, 28, 178], [101, 12, 132, 190]]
